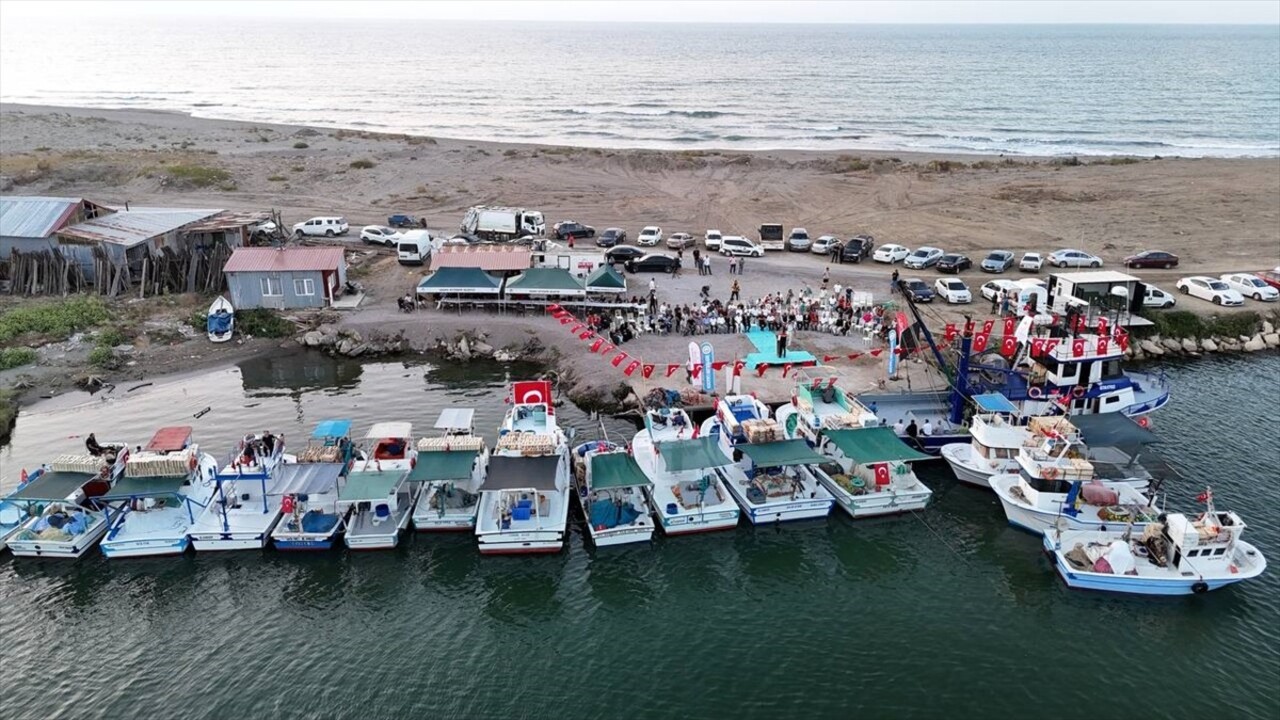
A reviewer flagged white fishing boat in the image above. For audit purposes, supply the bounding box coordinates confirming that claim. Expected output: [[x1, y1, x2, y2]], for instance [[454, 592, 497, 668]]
[[990, 416, 1159, 534], [411, 409, 488, 532], [572, 440, 654, 547], [189, 431, 291, 551], [775, 378, 878, 446], [207, 295, 234, 343], [633, 407, 740, 535], [1043, 489, 1266, 595], [475, 380, 572, 555], [699, 393, 772, 444], [271, 419, 356, 551], [7, 447, 129, 559], [340, 422, 418, 550], [940, 393, 1029, 488], [100, 426, 220, 558], [813, 426, 934, 518]]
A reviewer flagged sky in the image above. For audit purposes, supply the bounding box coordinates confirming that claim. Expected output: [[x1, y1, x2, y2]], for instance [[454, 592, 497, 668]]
[[1, 0, 1278, 24]]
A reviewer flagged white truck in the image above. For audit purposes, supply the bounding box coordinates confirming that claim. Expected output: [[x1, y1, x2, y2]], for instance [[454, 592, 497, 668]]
[[397, 229, 437, 265], [460, 206, 545, 242], [530, 250, 606, 279]]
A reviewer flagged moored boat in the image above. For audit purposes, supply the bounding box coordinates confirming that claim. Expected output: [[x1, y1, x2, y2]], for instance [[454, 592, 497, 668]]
[[189, 431, 290, 551], [774, 378, 878, 447], [410, 409, 488, 532], [572, 440, 654, 547], [271, 419, 355, 551], [207, 295, 234, 343], [940, 393, 1029, 488], [341, 422, 417, 550], [633, 407, 740, 535], [7, 446, 129, 559], [815, 426, 934, 518]]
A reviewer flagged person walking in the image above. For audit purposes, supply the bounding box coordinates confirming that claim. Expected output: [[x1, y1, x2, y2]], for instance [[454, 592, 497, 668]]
[[738, 254, 746, 274], [649, 277, 656, 298], [703, 255, 712, 275], [730, 279, 740, 303], [728, 256, 737, 275], [693, 249, 702, 276], [822, 267, 830, 292], [831, 241, 842, 264], [991, 288, 1000, 314], [890, 268, 899, 294]]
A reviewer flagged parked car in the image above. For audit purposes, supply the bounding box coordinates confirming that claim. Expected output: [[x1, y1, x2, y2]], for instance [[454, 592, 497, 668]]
[[1176, 276, 1244, 306], [704, 229, 723, 250], [387, 214, 420, 228], [936, 254, 972, 274], [873, 243, 910, 264], [597, 228, 626, 247], [903, 246, 944, 269], [1260, 268, 1280, 290], [666, 232, 696, 250], [1019, 252, 1043, 273], [606, 246, 646, 265], [811, 235, 840, 255], [625, 253, 679, 274], [720, 236, 764, 257], [903, 278, 935, 303], [786, 228, 812, 252], [360, 225, 402, 247], [1143, 284, 1177, 308], [1124, 250, 1180, 269], [292, 216, 349, 238], [981, 251, 1016, 273], [637, 226, 664, 246], [934, 278, 972, 304], [397, 230, 433, 265], [1220, 273, 1279, 301], [1048, 249, 1103, 268], [553, 221, 595, 241], [839, 235, 875, 263], [980, 279, 1021, 302]]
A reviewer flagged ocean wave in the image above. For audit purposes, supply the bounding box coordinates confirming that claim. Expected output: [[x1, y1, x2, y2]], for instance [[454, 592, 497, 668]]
[[552, 108, 735, 119]]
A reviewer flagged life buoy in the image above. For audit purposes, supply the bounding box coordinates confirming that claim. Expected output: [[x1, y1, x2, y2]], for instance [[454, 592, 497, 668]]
[[1137, 416, 1151, 429], [1028, 386, 1045, 400], [1072, 386, 1086, 399]]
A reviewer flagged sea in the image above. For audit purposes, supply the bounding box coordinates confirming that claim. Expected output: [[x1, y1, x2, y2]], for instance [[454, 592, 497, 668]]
[[1, 21, 1278, 157], [0, 352, 1277, 720]]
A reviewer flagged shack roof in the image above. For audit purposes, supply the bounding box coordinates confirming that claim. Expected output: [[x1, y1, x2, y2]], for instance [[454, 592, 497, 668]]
[[58, 208, 221, 248], [223, 247, 345, 273], [0, 196, 83, 238], [431, 245, 531, 272], [181, 210, 273, 234]]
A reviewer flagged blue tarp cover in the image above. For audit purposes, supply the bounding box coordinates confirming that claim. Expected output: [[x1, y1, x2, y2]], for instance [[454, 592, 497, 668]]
[[972, 393, 1018, 414], [267, 463, 345, 495], [312, 419, 352, 439], [207, 311, 232, 333]]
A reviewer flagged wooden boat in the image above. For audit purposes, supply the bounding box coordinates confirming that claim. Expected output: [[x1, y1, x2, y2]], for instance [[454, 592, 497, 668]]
[[207, 296, 234, 343]]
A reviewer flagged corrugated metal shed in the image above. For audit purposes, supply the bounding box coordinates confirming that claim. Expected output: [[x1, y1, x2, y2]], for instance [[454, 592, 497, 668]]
[[58, 208, 221, 247], [432, 245, 531, 271], [223, 247, 345, 273], [0, 196, 82, 238], [182, 210, 273, 233]]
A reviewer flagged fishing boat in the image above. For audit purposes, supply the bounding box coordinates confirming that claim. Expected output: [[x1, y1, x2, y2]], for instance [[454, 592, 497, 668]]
[[940, 393, 1029, 488], [100, 426, 220, 558], [572, 440, 654, 546], [207, 296, 234, 343], [410, 409, 488, 532], [474, 380, 572, 554], [812, 426, 934, 518], [340, 422, 418, 550], [6, 445, 129, 559], [990, 416, 1159, 534], [699, 393, 772, 444], [633, 406, 739, 535], [774, 377, 878, 446], [189, 431, 291, 551], [271, 419, 355, 550], [1043, 489, 1266, 595]]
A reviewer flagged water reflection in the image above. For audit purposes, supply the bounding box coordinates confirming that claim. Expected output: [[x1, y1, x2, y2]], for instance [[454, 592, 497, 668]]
[[239, 351, 364, 395]]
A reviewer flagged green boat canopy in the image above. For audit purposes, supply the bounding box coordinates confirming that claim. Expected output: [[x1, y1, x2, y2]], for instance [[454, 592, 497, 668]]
[[338, 471, 406, 503], [822, 427, 932, 465], [658, 437, 732, 472], [8, 471, 96, 502], [584, 264, 627, 294], [407, 450, 479, 483], [589, 452, 651, 490], [416, 267, 501, 295], [504, 268, 586, 297], [741, 440, 826, 467], [101, 475, 188, 499]]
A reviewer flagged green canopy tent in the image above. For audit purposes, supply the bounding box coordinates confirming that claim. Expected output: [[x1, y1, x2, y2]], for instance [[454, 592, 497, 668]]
[[584, 264, 627, 295], [658, 437, 732, 473], [740, 440, 827, 467], [407, 450, 480, 484], [821, 427, 932, 465], [415, 266, 501, 296], [588, 452, 652, 490], [504, 268, 586, 299], [337, 471, 407, 504]]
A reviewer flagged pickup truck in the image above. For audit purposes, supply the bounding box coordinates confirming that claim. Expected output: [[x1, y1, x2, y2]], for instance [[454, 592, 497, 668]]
[[387, 214, 421, 228]]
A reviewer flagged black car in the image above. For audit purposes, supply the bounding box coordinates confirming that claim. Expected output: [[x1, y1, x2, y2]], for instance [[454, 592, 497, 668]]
[[554, 221, 595, 241], [606, 246, 646, 265], [597, 228, 626, 247], [903, 278, 935, 302], [625, 253, 679, 274], [838, 235, 875, 263], [936, 254, 972, 273]]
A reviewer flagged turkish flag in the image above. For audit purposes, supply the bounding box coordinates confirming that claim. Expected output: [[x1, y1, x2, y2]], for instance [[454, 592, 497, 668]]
[[873, 463, 891, 486], [1116, 334, 1130, 352], [1072, 338, 1086, 357], [512, 380, 552, 408], [870, 349, 883, 357], [691, 364, 702, 379], [611, 352, 628, 368], [1003, 316, 1016, 337], [755, 364, 768, 377], [590, 338, 603, 353], [642, 364, 655, 379], [569, 323, 583, 335], [1097, 336, 1110, 355], [963, 319, 975, 336], [623, 360, 641, 377], [733, 360, 745, 377], [578, 330, 593, 340], [712, 361, 728, 371], [811, 379, 822, 390], [982, 319, 995, 335], [599, 343, 615, 356], [847, 353, 862, 360], [1045, 338, 1060, 355], [1097, 317, 1108, 336], [1031, 337, 1046, 355], [665, 364, 681, 378], [828, 377, 837, 388], [546, 304, 562, 313], [782, 363, 793, 378], [943, 323, 957, 343], [823, 354, 841, 363], [973, 333, 989, 352], [1000, 335, 1017, 357], [558, 316, 574, 325], [1072, 314, 1085, 333]]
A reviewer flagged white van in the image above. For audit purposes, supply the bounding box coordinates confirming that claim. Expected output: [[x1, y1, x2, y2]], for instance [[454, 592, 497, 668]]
[[1143, 284, 1176, 308], [704, 229, 722, 250], [397, 229, 433, 265], [292, 216, 349, 237], [719, 236, 763, 257]]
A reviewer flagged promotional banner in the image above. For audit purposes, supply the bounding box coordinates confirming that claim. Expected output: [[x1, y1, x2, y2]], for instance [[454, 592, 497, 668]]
[[688, 342, 700, 386], [887, 328, 899, 376], [700, 342, 715, 394]]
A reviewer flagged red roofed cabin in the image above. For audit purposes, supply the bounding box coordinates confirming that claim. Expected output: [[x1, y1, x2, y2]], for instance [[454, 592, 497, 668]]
[[223, 246, 348, 309]]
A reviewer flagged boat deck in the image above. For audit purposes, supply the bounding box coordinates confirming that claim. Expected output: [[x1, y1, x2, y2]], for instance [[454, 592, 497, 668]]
[[475, 490, 567, 534]]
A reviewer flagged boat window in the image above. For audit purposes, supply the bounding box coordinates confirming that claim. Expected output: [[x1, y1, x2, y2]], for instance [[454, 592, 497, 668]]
[[1213, 548, 1226, 556], [1099, 359, 1123, 378], [1187, 549, 1199, 557]]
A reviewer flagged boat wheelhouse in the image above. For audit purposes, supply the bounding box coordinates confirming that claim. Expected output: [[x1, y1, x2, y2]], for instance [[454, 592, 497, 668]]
[[411, 409, 488, 532], [572, 441, 654, 547], [816, 426, 934, 517], [940, 393, 1029, 488], [189, 432, 290, 551]]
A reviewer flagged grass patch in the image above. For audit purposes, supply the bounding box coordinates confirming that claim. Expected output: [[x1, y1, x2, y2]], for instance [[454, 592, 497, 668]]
[[165, 163, 231, 187], [293, 141, 309, 149], [0, 297, 110, 343], [95, 327, 126, 348], [267, 174, 287, 182], [291, 165, 305, 172], [0, 388, 17, 447], [1140, 309, 1262, 339], [236, 309, 294, 338], [87, 346, 119, 369], [34, 146, 50, 152], [0, 347, 37, 370], [349, 159, 376, 169]]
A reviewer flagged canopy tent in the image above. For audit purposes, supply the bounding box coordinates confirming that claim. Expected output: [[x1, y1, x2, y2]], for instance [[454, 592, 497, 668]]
[[338, 471, 406, 503], [588, 452, 651, 490], [434, 408, 475, 430], [366, 422, 412, 439], [479, 455, 561, 491], [267, 463, 346, 496], [822, 427, 932, 464], [741, 440, 827, 467], [584, 264, 627, 294], [8, 471, 95, 502], [312, 419, 352, 439], [1070, 413, 1159, 449], [407, 450, 479, 483], [972, 393, 1018, 414], [416, 267, 501, 296], [101, 475, 187, 499], [658, 437, 732, 473], [146, 426, 192, 452], [504, 268, 586, 298]]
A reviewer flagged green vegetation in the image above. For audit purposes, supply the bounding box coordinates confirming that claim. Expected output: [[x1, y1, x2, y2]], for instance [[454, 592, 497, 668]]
[[268, 174, 287, 182], [293, 141, 309, 149], [0, 347, 37, 370], [95, 327, 126, 348], [0, 297, 109, 343], [236, 309, 294, 338], [87, 346, 119, 369], [349, 159, 376, 169], [1141, 310, 1262, 339], [164, 163, 231, 187], [0, 388, 17, 447]]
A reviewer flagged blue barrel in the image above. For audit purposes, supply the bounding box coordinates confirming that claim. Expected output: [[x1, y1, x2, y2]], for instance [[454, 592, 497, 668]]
[[666, 503, 678, 515]]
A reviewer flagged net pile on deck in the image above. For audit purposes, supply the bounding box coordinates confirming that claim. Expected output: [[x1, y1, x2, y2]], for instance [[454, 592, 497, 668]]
[[418, 436, 485, 452], [50, 454, 110, 474], [126, 449, 196, 477], [820, 413, 864, 430], [299, 445, 343, 463], [496, 432, 557, 456], [742, 419, 779, 444]]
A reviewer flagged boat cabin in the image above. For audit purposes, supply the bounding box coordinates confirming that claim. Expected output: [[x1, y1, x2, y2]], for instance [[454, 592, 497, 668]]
[[1015, 417, 1093, 494], [966, 394, 1028, 462], [361, 422, 413, 470], [1156, 505, 1248, 571], [299, 419, 354, 468], [480, 455, 563, 529]]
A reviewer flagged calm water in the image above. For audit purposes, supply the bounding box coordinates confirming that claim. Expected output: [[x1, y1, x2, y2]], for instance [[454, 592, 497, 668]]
[[1, 21, 1277, 157], [0, 352, 1277, 720]]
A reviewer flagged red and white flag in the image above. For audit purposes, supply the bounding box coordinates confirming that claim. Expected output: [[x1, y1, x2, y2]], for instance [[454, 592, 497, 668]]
[[1072, 338, 1087, 357], [665, 364, 681, 378], [623, 360, 641, 376], [642, 364, 655, 379], [973, 333, 989, 353], [611, 352, 628, 368]]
